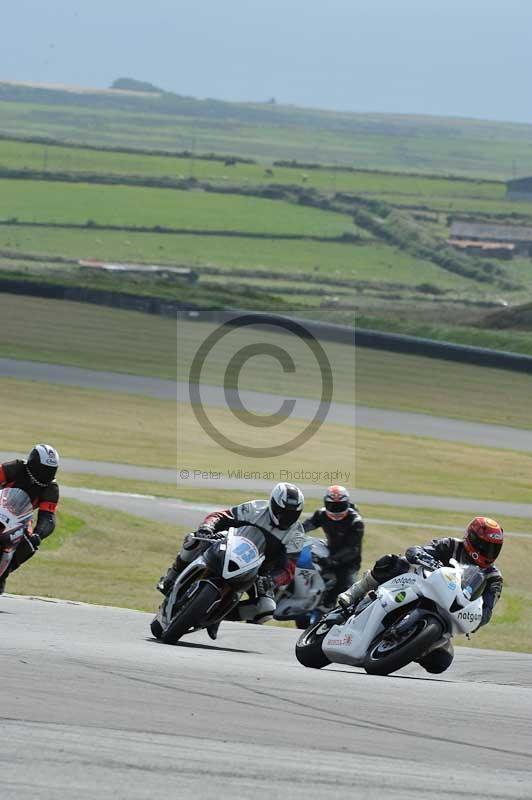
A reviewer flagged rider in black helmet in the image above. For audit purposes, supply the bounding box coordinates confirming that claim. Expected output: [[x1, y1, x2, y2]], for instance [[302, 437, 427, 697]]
[[0, 444, 60, 593], [303, 485, 364, 609]]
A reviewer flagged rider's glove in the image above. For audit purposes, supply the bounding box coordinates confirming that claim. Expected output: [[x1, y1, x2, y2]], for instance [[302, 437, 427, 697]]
[[256, 575, 275, 598], [196, 523, 215, 536], [405, 547, 423, 564], [196, 527, 225, 541], [406, 548, 439, 570], [26, 532, 41, 551]]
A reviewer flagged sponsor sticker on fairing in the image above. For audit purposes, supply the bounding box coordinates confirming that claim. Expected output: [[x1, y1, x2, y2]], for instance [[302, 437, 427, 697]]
[[457, 610, 482, 623], [390, 574, 417, 587], [327, 633, 353, 647]]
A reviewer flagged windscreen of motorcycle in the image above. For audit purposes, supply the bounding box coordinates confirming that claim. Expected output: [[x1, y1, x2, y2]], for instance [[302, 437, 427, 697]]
[[222, 526, 266, 579], [0, 488, 33, 533], [461, 564, 486, 601]]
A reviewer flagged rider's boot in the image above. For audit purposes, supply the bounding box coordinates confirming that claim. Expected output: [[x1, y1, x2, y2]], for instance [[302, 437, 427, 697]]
[[0, 575, 6, 595], [338, 570, 378, 609], [156, 556, 187, 596]]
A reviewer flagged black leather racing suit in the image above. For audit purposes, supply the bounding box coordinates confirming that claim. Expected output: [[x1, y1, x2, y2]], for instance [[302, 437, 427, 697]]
[[368, 537, 503, 673], [303, 504, 364, 605], [0, 460, 59, 581]]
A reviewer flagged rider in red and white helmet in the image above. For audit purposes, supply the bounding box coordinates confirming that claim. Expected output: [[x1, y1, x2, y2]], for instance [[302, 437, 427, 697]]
[[463, 516, 504, 568], [339, 516, 504, 674]]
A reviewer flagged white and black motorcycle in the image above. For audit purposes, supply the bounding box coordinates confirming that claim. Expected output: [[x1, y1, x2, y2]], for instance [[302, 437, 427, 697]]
[[151, 526, 266, 644], [295, 556, 486, 675], [274, 538, 337, 628], [0, 488, 34, 583]]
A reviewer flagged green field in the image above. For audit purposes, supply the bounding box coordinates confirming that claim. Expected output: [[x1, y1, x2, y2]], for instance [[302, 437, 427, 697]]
[[2, 92, 532, 178], [2, 136, 531, 223], [0, 224, 486, 292], [372, 191, 532, 219], [1, 134, 532, 346], [0, 177, 355, 237], [0, 137, 509, 200]]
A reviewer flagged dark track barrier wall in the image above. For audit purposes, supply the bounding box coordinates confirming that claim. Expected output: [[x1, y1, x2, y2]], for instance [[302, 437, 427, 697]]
[[2, 278, 532, 375], [181, 308, 532, 375]]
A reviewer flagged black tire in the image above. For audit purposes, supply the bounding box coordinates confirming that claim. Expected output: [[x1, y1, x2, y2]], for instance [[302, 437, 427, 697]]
[[162, 582, 220, 644], [295, 619, 333, 669], [150, 617, 163, 639], [364, 615, 443, 676]]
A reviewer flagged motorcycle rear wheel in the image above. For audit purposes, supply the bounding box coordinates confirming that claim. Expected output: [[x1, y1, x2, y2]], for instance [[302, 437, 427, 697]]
[[162, 582, 220, 644], [364, 615, 443, 676], [295, 619, 333, 669]]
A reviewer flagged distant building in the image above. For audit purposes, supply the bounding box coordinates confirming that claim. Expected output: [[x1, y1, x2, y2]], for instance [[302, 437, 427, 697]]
[[507, 177, 532, 202], [447, 239, 515, 259], [449, 221, 532, 257]]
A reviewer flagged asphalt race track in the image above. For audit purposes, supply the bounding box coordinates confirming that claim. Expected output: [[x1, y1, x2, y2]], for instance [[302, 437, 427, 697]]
[[1, 595, 531, 800]]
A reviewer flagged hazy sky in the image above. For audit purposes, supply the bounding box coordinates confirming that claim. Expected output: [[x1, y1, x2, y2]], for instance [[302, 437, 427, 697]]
[[3, 0, 532, 124]]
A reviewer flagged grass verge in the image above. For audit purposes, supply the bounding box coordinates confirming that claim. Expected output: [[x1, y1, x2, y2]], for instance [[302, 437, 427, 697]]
[[0, 378, 176, 467]]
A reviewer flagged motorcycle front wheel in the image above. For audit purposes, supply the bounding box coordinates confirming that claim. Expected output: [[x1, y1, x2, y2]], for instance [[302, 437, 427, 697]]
[[162, 582, 220, 644], [295, 618, 334, 669], [364, 615, 443, 676]]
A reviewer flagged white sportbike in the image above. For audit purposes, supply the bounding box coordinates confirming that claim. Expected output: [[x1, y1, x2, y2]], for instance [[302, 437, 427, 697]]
[[295, 557, 485, 675], [274, 538, 336, 627]]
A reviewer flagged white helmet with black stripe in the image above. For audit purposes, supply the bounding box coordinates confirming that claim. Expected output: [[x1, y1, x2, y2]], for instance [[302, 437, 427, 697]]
[[26, 444, 60, 487], [269, 482, 304, 530]]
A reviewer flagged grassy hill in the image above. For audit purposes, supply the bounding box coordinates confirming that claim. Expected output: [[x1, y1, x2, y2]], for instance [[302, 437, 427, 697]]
[[1, 119, 532, 352], [1, 81, 532, 179]]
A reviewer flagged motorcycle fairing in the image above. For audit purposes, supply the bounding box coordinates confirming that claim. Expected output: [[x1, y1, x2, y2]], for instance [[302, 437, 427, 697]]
[[222, 530, 265, 579], [322, 561, 484, 664]]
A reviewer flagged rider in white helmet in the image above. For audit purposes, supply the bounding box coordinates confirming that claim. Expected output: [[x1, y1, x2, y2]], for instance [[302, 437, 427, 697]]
[[157, 482, 305, 637], [0, 444, 60, 593]]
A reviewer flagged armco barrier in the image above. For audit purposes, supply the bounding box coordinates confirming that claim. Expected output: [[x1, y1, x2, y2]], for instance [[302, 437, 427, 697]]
[[2, 277, 532, 374], [181, 308, 532, 374]]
